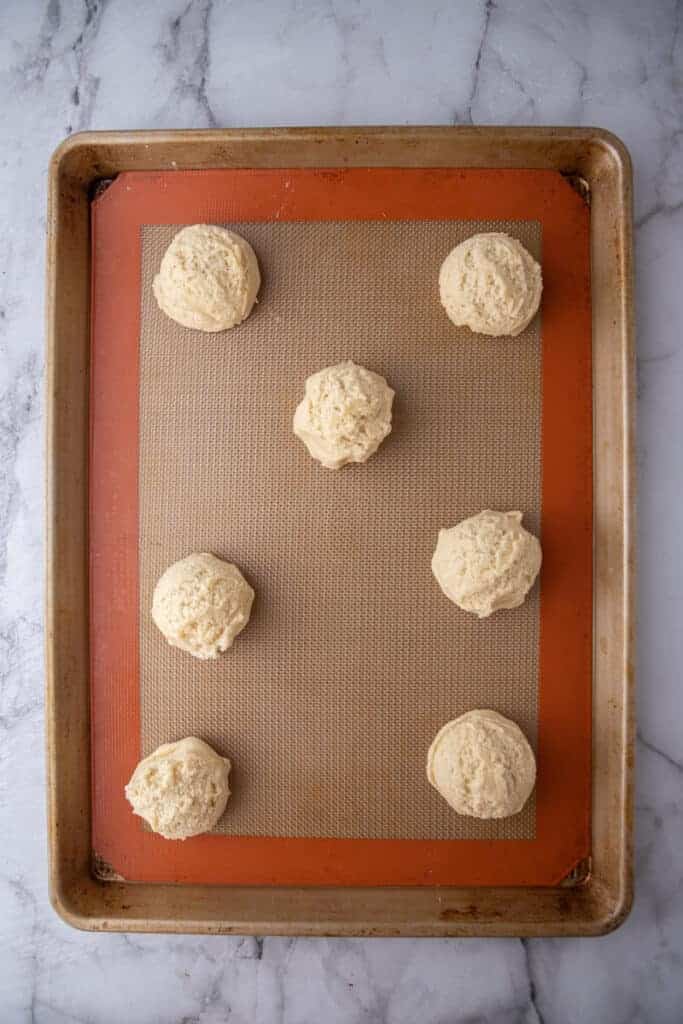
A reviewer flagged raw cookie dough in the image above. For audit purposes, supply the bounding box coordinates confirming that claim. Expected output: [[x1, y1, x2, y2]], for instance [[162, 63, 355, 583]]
[[125, 737, 231, 839], [439, 232, 542, 337], [293, 360, 394, 469], [427, 709, 536, 819], [152, 553, 255, 659], [432, 510, 541, 618], [153, 224, 261, 332]]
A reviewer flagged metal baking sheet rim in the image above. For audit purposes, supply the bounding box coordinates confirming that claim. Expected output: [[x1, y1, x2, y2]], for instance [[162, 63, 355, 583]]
[[45, 126, 635, 936]]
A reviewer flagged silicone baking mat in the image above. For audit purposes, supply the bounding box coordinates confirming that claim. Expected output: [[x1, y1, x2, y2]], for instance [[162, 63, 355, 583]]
[[90, 168, 592, 886]]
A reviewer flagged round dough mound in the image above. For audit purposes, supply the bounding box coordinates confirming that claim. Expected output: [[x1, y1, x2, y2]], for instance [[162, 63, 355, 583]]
[[439, 232, 542, 337], [427, 710, 536, 819], [432, 510, 541, 618], [153, 224, 261, 332], [125, 737, 231, 840], [293, 360, 394, 469], [152, 553, 254, 659]]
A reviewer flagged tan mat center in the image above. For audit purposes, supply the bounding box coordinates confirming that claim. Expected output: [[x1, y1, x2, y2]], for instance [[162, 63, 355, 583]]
[[139, 219, 541, 841]]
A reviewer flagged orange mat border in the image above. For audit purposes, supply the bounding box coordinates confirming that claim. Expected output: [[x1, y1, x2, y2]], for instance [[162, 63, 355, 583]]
[[90, 168, 592, 886]]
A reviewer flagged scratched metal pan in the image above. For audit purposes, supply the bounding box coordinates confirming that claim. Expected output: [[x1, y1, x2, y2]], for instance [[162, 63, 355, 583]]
[[45, 127, 634, 936]]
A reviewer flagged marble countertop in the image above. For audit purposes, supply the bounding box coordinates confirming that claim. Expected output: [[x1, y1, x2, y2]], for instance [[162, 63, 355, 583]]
[[1, 0, 681, 1020]]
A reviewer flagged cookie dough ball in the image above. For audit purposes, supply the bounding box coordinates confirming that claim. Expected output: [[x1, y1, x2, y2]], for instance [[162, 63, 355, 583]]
[[439, 232, 542, 337], [432, 511, 541, 618], [125, 737, 231, 839], [152, 553, 254, 659], [427, 710, 536, 819], [293, 361, 394, 469], [153, 224, 261, 332]]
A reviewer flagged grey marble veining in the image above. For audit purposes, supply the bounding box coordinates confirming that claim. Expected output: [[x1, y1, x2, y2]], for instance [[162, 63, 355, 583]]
[[0, 0, 682, 1020]]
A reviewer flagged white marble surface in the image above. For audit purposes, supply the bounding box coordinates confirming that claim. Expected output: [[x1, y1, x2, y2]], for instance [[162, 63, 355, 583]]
[[1, 0, 681, 1020]]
